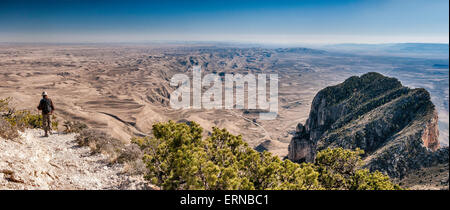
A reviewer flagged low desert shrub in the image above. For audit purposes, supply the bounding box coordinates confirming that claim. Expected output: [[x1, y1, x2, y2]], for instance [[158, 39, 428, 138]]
[[0, 97, 11, 112], [63, 120, 88, 133], [116, 144, 143, 163], [122, 158, 147, 175], [4, 110, 58, 131], [0, 118, 19, 140], [9, 110, 43, 129], [1, 97, 44, 139], [118, 144, 146, 175], [76, 129, 122, 154], [75, 129, 141, 164]]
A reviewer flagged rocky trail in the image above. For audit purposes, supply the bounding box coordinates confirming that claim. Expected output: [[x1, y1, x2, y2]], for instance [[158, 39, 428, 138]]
[[0, 129, 154, 190]]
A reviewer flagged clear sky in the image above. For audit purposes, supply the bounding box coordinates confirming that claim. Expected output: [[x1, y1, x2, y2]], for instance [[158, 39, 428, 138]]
[[0, 0, 448, 44]]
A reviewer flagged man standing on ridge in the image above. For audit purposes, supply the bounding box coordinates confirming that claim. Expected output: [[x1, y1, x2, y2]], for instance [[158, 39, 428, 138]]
[[37, 91, 55, 137]]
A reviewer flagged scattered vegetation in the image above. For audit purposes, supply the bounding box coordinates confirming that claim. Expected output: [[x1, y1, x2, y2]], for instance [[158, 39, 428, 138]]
[[75, 129, 143, 167], [1, 97, 142, 172], [76, 129, 122, 158], [0, 97, 11, 112], [0, 97, 57, 140], [0, 96, 403, 190], [5, 110, 58, 130], [133, 121, 402, 190], [0, 118, 19, 140], [315, 147, 401, 190]]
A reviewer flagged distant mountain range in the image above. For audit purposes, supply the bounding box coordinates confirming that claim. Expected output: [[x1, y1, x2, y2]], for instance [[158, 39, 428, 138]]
[[322, 43, 449, 58]]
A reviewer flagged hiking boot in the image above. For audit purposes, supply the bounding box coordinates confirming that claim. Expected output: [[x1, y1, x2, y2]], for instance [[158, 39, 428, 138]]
[[44, 132, 49, 137]]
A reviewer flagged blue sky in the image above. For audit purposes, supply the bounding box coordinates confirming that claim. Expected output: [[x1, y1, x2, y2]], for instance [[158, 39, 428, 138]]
[[0, 0, 448, 43]]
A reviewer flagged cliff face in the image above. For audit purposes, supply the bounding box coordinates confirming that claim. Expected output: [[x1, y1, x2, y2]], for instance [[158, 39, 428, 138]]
[[288, 123, 314, 162], [421, 112, 440, 151], [288, 72, 447, 178]]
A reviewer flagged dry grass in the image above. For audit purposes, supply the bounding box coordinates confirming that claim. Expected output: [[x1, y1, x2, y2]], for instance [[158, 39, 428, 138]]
[[75, 129, 144, 166], [0, 118, 19, 140], [76, 129, 121, 154], [63, 120, 88, 133]]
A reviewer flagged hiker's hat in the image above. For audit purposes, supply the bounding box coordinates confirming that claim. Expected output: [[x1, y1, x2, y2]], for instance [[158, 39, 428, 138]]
[[42, 91, 48, 96]]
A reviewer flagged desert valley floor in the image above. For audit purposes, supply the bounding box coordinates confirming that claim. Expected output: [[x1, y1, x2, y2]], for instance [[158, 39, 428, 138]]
[[0, 44, 448, 157]]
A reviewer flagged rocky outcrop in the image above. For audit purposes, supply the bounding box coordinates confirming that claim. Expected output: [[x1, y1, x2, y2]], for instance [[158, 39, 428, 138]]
[[288, 72, 446, 178], [288, 123, 314, 162]]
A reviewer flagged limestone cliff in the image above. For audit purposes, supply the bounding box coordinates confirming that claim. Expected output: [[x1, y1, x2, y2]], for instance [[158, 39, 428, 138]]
[[288, 72, 447, 178]]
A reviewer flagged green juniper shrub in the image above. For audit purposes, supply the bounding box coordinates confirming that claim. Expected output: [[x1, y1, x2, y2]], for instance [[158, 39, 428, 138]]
[[134, 121, 401, 190]]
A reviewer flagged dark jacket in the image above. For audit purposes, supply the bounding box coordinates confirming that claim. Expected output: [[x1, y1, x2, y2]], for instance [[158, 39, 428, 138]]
[[37, 98, 55, 114]]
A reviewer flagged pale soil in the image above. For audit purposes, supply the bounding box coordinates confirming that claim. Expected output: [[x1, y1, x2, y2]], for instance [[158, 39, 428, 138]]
[[0, 44, 447, 158], [0, 129, 155, 190]]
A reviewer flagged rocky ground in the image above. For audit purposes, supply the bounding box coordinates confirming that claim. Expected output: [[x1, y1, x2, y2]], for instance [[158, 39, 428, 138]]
[[397, 163, 449, 190], [0, 129, 156, 190]]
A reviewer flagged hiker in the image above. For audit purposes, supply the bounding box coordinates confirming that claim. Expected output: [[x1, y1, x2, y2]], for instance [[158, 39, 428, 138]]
[[37, 91, 55, 137]]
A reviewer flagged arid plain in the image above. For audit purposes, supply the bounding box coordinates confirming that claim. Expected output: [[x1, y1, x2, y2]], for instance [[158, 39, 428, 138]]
[[0, 44, 448, 157]]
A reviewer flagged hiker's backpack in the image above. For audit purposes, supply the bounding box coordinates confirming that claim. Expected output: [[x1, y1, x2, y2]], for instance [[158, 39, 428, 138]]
[[41, 98, 52, 114]]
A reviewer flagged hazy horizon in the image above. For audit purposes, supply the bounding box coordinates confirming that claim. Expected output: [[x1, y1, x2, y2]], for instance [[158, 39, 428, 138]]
[[0, 0, 448, 44]]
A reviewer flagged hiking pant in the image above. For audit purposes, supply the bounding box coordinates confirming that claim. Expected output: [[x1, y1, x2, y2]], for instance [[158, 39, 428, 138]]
[[42, 113, 51, 134]]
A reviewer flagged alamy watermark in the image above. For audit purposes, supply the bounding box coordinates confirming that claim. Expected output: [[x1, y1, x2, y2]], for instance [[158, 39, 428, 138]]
[[169, 66, 278, 120]]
